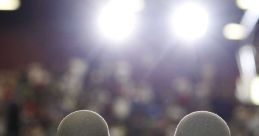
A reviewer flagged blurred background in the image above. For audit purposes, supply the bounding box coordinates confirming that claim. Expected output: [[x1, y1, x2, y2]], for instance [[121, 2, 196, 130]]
[[0, 0, 259, 136]]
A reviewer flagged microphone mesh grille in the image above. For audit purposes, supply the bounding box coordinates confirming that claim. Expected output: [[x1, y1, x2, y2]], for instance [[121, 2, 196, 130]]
[[57, 110, 109, 136], [174, 111, 230, 136]]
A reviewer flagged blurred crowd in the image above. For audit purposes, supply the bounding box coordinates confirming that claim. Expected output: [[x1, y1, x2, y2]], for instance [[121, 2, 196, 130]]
[[0, 57, 259, 136]]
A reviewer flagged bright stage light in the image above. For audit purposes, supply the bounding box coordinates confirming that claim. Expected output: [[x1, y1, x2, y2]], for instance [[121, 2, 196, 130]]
[[97, 0, 144, 42], [169, 2, 209, 42], [223, 23, 247, 40], [98, 9, 137, 42], [0, 0, 20, 11]]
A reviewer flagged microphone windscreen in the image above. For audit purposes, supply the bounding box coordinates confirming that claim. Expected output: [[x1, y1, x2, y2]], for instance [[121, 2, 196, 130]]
[[57, 110, 110, 136], [174, 111, 230, 136]]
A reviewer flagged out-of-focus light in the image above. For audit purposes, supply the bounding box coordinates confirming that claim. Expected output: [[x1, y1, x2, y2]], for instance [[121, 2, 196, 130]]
[[169, 2, 209, 42], [236, 45, 257, 104], [240, 9, 259, 38], [0, 0, 20, 11], [112, 97, 131, 120], [251, 77, 259, 105], [223, 23, 247, 40], [236, 78, 251, 104], [236, 0, 259, 11], [238, 45, 256, 77], [110, 126, 126, 136], [97, 0, 144, 42]]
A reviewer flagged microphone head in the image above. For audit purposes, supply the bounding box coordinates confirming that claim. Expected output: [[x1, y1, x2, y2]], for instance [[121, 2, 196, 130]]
[[57, 110, 110, 136], [174, 111, 230, 136]]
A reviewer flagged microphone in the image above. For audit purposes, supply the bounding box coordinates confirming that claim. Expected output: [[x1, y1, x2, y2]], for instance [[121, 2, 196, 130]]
[[174, 111, 231, 136], [57, 110, 110, 136]]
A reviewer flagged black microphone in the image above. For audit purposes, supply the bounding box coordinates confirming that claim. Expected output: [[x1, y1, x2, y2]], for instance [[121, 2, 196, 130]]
[[174, 111, 230, 136], [57, 110, 110, 136]]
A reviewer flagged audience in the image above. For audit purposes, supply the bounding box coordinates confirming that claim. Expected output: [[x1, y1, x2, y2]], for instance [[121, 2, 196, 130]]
[[0, 58, 255, 136]]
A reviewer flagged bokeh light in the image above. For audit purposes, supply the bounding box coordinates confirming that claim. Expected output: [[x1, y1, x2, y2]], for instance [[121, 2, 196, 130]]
[[236, 0, 259, 11], [238, 45, 256, 77], [251, 77, 259, 105], [236, 45, 257, 105], [0, 0, 20, 11], [223, 23, 247, 40]]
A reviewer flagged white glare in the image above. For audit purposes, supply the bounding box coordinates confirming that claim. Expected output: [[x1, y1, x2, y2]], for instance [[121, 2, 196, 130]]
[[0, 0, 20, 11], [98, 0, 144, 42], [223, 23, 247, 40], [251, 77, 259, 105], [236, 0, 259, 11], [169, 2, 209, 42], [108, 0, 144, 13]]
